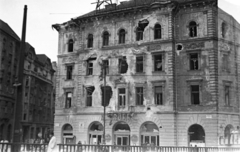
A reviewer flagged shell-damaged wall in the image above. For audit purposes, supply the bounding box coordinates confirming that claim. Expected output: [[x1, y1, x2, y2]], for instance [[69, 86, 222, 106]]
[[56, 8, 175, 113], [217, 8, 240, 113]]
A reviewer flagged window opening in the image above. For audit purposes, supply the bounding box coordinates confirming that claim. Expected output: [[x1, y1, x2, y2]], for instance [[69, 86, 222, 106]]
[[154, 24, 162, 39], [87, 34, 93, 48], [86, 86, 95, 107], [66, 65, 73, 80], [68, 39, 74, 52], [189, 53, 199, 70], [188, 124, 205, 146], [154, 54, 163, 71], [65, 92, 72, 108], [103, 31, 109, 46], [119, 29, 126, 44], [225, 85, 230, 106], [140, 122, 159, 146], [221, 22, 227, 38], [155, 86, 163, 105], [119, 57, 128, 74], [101, 86, 112, 107], [191, 85, 200, 105], [136, 56, 143, 73], [118, 88, 126, 108], [136, 87, 144, 105], [87, 58, 96, 75], [136, 19, 149, 41], [189, 21, 197, 37]]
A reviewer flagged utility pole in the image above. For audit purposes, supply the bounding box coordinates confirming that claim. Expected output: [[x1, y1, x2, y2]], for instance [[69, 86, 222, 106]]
[[12, 5, 27, 142]]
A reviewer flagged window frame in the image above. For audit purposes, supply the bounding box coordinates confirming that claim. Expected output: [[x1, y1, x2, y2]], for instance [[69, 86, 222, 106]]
[[118, 88, 126, 108], [190, 85, 200, 105], [66, 65, 73, 80], [136, 56, 144, 73], [136, 87, 144, 106], [102, 31, 110, 46], [136, 27, 143, 41], [151, 81, 166, 105], [188, 21, 198, 37], [221, 22, 227, 38], [85, 86, 95, 107], [65, 92, 72, 109], [186, 79, 202, 105], [152, 53, 164, 72], [118, 29, 126, 44], [87, 34, 94, 48], [188, 52, 200, 71], [154, 24, 162, 40], [223, 81, 232, 107], [86, 60, 94, 76], [68, 39, 74, 52]]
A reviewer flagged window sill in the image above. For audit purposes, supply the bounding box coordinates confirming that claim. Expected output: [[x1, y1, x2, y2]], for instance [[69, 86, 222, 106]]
[[134, 72, 145, 75], [65, 79, 73, 81], [187, 69, 201, 72], [152, 71, 165, 74]]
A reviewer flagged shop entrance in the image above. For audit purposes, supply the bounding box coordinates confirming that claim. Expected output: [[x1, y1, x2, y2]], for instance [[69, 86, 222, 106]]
[[188, 124, 205, 147]]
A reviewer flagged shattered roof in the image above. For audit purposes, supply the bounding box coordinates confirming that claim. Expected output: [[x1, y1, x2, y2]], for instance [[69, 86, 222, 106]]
[[0, 19, 20, 41]]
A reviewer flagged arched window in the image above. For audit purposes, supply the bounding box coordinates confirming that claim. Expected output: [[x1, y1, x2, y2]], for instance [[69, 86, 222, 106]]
[[224, 125, 234, 145], [140, 122, 159, 146], [113, 122, 130, 146], [221, 22, 227, 38], [62, 124, 74, 144], [87, 34, 93, 48], [154, 24, 162, 39], [189, 21, 197, 37], [103, 31, 110, 46], [119, 29, 126, 44], [68, 39, 74, 52], [188, 124, 205, 146], [136, 27, 143, 41], [88, 122, 103, 144]]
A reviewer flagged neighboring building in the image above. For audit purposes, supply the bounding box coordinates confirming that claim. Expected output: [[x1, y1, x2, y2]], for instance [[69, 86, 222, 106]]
[[21, 45, 55, 142], [53, 0, 240, 147], [0, 19, 20, 141]]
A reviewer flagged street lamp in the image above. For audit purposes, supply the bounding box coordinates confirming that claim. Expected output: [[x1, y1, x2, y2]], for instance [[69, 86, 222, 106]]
[[102, 61, 107, 145]]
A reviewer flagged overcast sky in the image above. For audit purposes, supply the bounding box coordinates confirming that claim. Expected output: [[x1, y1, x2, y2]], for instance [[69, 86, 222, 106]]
[[0, 0, 239, 62]]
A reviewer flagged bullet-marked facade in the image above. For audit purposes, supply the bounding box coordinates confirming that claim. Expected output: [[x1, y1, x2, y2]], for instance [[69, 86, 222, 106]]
[[53, 0, 240, 147], [0, 19, 20, 141]]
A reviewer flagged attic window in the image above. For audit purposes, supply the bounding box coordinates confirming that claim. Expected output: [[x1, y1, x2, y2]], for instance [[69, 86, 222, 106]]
[[136, 19, 149, 41], [119, 56, 128, 74]]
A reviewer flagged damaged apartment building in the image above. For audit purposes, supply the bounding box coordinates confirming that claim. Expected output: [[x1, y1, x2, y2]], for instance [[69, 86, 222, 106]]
[[53, 0, 240, 147]]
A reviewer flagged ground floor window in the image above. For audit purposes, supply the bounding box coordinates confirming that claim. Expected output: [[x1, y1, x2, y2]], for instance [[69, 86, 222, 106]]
[[113, 122, 130, 146], [62, 124, 75, 144], [140, 121, 159, 146], [188, 124, 205, 147], [88, 121, 103, 145]]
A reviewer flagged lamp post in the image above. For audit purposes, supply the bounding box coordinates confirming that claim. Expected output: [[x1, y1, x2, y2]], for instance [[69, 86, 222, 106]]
[[102, 61, 106, 145]]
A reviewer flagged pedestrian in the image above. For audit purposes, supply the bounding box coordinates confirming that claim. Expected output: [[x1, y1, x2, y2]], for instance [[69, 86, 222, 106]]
[[47, 132, 58, 152], [76, 141, 82, 152]]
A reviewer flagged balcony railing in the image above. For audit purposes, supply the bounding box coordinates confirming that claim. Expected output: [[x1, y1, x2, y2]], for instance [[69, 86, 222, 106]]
[[0, 143, 240, 152]]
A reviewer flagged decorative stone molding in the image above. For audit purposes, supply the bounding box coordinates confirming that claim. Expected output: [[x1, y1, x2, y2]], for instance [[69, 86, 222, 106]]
[[62, 56, 78, 64], [184, 42, 204, 50]]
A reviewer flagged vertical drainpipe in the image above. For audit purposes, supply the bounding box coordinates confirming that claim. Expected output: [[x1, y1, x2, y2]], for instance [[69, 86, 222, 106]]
[[12, 5, 27, 142]]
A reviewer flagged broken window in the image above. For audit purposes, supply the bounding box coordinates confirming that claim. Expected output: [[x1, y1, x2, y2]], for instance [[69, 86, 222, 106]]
[[118, 88, 126, 108], [136, 56, 143, 73], [221, 22, 227, 38], [189, 21, 197, 37], [119, 56, 128, 74], [154, 54, 163, 71], [191, 85, 200, 105], [189, 53, 199, 70], [154, 86, 163, 105], [136, 27, 143, 41], [225, 85, 230, 106], [101, 86, 112, 107], [188, 124, 205, 144], [86, 86, 95, 107], [65, 92, 72, 109], [119, 29, 126, 44], [68, 39, 74, 52], [136, 87, 144, 105], [103, 31, 109, 46], [136, 19, 149, 41], [87, 34, 93, 48], [103, 60, 109, 75], [154, 24, 162, 39], [66, 65, 73, 80], [87, 58, 96, 75]]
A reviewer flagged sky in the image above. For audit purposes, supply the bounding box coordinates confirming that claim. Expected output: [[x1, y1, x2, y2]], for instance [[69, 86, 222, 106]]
[[0, 0, 239, 62]]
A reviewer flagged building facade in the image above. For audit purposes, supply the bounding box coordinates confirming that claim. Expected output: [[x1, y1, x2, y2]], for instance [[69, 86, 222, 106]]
[[53, 0, 240, 147], [21, 45, 55, 143], [0, 19, 20, 141]]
